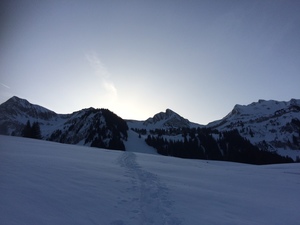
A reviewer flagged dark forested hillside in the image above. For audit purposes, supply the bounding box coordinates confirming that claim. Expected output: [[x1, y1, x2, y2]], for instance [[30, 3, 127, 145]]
[[46, 108, 128, 150], [145, 127, 293, 164]]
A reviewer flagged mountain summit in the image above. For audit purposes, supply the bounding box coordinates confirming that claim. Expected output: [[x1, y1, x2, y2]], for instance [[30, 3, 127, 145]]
[[142, 108, 201, 129], [0, 96, 56, 120], [143, 108, 190, 128], [207, 99, 300, 158]]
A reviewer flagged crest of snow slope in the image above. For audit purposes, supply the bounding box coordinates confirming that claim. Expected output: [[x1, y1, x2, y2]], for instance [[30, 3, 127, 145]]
[[207, 99, 300, 159], [1, 135, 300, 225]]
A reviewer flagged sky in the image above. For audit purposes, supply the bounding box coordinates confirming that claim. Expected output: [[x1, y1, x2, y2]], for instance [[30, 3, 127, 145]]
[[1, 0, 300, 125]]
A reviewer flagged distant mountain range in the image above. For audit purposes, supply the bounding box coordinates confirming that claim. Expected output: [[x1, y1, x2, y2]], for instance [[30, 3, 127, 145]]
[[0, 96, 299, 164]]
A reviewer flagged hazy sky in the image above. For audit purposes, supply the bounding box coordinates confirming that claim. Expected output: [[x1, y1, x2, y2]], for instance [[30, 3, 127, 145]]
[[1, 0, 300, 124]]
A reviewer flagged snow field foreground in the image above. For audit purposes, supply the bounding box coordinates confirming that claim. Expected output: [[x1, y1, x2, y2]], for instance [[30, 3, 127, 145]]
[[0, 136, 299, 225]]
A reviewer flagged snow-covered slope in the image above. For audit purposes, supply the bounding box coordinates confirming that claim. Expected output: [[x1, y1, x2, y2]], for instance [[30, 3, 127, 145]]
[[124, 129, 158, 154], [1, 135, 299, 225], [207, 99, 300, 158]]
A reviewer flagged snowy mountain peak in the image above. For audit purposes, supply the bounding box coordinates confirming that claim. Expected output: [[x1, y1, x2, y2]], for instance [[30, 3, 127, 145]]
[[165, 108, 176, 116], [207, 99, 300, 158], [289, 98, 300, 109], [290, 98, 298, 105], [220, 99, 300, 123], [143, 108, 193, 129], [10, 95, 27, 103], [7, 96, 33, 109], [0, 96, 57, 120], [231, 104, 243, 115]]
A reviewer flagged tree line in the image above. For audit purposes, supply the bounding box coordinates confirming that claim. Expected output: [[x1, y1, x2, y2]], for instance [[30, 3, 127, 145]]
[[145, 127, 293, 165], [22, 120, 42, 139]]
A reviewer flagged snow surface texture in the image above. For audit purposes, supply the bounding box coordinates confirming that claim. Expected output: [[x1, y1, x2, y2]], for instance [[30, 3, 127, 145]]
[[1, 135, 300, 225]]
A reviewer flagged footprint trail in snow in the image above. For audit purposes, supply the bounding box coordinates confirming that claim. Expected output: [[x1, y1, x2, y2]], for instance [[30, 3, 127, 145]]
[[113, 152, 182, 225]]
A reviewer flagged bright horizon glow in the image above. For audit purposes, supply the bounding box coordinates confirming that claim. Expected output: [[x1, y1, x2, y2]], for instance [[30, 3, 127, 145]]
[[1, 1, 300, 125]]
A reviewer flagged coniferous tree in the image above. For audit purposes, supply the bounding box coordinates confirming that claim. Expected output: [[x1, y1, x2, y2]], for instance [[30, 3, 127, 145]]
[[292, 135, 299, 146], [31, 122, 41, 139], [108, 136, 125, 150], [22, 120, 32, 138], [22, 120, 41, 139]]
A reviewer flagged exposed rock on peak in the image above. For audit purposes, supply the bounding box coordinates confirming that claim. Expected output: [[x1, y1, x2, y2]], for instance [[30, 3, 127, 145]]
[[143, 109, 192, 129]]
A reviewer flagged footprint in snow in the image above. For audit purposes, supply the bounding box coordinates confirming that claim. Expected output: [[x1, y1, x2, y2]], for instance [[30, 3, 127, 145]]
[[116, 152, 182, 225]]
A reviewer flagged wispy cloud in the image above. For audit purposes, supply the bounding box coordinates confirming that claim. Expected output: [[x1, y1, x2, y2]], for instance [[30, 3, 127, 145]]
[[0, 82, 10, 89], [103, 81, 118, 97], [85, 52, 118, 99]]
